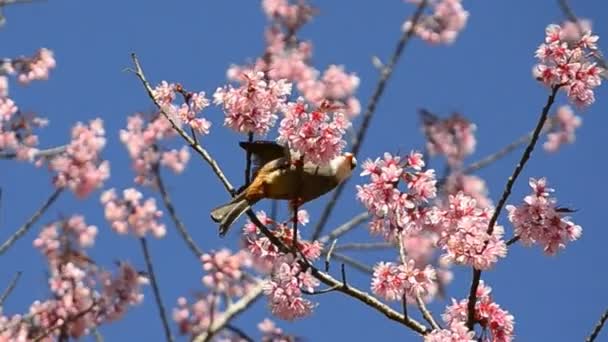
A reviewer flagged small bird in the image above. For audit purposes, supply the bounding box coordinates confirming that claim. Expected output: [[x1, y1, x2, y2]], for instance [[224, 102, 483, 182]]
[[211, 141, 357, 235]]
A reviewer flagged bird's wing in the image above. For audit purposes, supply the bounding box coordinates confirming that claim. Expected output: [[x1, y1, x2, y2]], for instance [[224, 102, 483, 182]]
[[239, 141, 291, 177]]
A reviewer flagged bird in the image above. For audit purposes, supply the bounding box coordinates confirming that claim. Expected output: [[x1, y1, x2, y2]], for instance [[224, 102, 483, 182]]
[[210, 141, 357, 235]]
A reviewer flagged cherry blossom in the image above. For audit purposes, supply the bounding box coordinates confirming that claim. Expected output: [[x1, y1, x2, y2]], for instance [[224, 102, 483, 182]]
[[100, 188, 166, 238], [534, 23, 603, 106], [151, 81, 212, 134], [403, 0, 469, 45], [214, 70, 292, 135], [0, 48, 56, 84], [201, 249, 253, 297], [443, 173, 492, 209], [421, 112, 476, 167], [506, 178, 582, 255], [424, 321, 475, 342], [543, 105, 582, 152], [371, 259, 436, 302], [49, 119, 110, 198]]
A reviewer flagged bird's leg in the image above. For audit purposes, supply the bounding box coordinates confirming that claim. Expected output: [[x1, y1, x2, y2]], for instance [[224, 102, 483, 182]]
[[292, 155, 305, 253]]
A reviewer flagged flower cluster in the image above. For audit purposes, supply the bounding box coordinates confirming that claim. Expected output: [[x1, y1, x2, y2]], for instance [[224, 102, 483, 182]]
[[421, 111, 476, 167], [277, 98, 350, 164], [214, 70, 292, 135], [424, 321, 475, 342], [443, 281, 515, 342], [228, 0, 361, 117], [0, 98, 48, 161], [49, 119, 110, 198], [506, 178, 582, 255], [371, 259, 436, 302], [0, 48, 56, 84], [151, 81, 212, 134], [403, 0, 469, 45], [263, 256, 319, 320], [543, 105, 582, 153], [201, 249, 253, 297], [120, 113, 190, 185], [435, 193, 507, 270], [258, 318, 297, 342], [100, 188, 166, 238], [1, 216, 146, 341], [534, 23, 603, 106], [443, 173, 492, 209], [356, 152, 437, 240]]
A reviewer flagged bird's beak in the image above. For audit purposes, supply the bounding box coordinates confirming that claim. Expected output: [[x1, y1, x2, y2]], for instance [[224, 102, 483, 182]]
[[344, 153, 357, 170]]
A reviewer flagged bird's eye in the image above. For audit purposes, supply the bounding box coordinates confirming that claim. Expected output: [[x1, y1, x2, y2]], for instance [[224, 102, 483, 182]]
[[350, 156, 357, 170]]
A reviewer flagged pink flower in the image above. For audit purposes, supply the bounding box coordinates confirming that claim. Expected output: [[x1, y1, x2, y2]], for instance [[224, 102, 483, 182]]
[[277, 98, 350, 164], [424, 321, 476, 342], [443, 281, 515, 342], [543, 105, 582, 152], [0, 95, 48, 161], [152, 81, 213, 134], [534, 24, 603, 107], [506, 177, 582, 255], [421, 112, 476, 167], [120, 113, 190, 185], [201, 249, 253, 297], [263, 257, 319, 320], [262, 0, 315, 31], [100, 188, 166, 238], [371, 260, 436, 302], [436, 193, 507, 270], [258, 318, 297, 342], [33, 215, 98, 267], [173, 295, 220, 335], [49, 119, 110, 198], [404, 0, 469, 45], [214, 70, 291, 135], [2, 48, 57, 84], [444, 173, 492, 209]]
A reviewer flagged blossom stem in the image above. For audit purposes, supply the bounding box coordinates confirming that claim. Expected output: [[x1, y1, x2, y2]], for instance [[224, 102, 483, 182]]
[[0, 271, 21, 307], [154, 167, 203, 258], [586, 306, 608, 342], [310, 0, 429, 241], [466, 86, 560, 330], [139, 238, 174, 342], [416, 294, 441, 331], [0, 188, 62, 256]]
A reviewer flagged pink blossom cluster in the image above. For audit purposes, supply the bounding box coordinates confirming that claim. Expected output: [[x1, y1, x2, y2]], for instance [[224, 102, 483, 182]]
[[421, 112, 476, 167], [543, 105, 582, 152], [120, 113, 190, 185], [1, 216, 146, 340], [277, 99, 350, 164], [263, 256, 319, 320], [213, 70, 292, 135], [506, 178, 582, 255], [0, 48, 56, 84], [151, 81, 212, 135], [534, 24, 603, 106], [258, 318, 297, 342], [403, 0, 469, 45], [424, 321, 475, 342], [228, 1, 361, 117], [100, 188, 166, 238], [356, 152, 437, 240], [49, 119, 110, 198], [435, 193, 507, 270], [371, 259, 436, 302], [173, 295, 219, 336], [0, 98, 48, 160], [201, 249, 254, 297], [444, 173, 492, 209], [442, 281, 515, 342]]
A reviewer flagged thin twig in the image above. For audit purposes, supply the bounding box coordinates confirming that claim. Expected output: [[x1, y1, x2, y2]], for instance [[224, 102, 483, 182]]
[[333, 242, 394, 252], [0, 145, 67, 160], [328, 252, 374, 274], [466, 86, 560, 330], [586, 306, 608, 342], [154, 167, 203, 258], [310, 0, 429, 241], [318, 212, 370, 244], [226, 324, 255, 342], [139, 238, 174, 342], [32, 302, 96, 342], [193, 282, 264, 342], [325, 238, 338, 272], [0, 188, 62, 256], [0, 271, 21, 307], [0, 0, 45, 7], [416, 294, 440, 331], [506, 235, 520, 246]]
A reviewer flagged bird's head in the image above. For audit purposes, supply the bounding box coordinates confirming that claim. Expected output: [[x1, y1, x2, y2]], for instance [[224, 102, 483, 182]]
[[330, 152, 357, 183]]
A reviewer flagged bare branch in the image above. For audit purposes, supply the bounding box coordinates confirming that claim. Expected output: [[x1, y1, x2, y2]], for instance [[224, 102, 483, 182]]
[[154, 167, 203, 258], [0, 271, 21, 307], [0, 145, 67, 160], [318, 212, 369, 244], [333, 242, 394, 252], [139, 238, 174, 342], [330, 252, 374, 274], [310, 0, 429, 240], [0, 188, 62, 256], [193, 282, 264, 342], [466, 86, 560, 330], [415, 294, 440, 331], [586, 306, 608, 342]]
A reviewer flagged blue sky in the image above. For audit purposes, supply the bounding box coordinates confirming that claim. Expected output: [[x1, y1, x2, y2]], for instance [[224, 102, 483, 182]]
[[1, 1, 607, 341]]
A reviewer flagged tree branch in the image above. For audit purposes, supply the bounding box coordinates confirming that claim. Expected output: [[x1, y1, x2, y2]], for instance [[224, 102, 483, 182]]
[[0, 188, 62, 256], [139, 238, 174, 342], [586, 306, 608, 342], [0, 145, 67, 160], [318, 212, 369, 244], [0, 271, 21, 307], [310, 0, 429, 241]]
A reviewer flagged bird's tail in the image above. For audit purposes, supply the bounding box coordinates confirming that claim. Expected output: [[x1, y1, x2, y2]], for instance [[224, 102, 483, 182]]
[[210, 193, 254, 236]]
